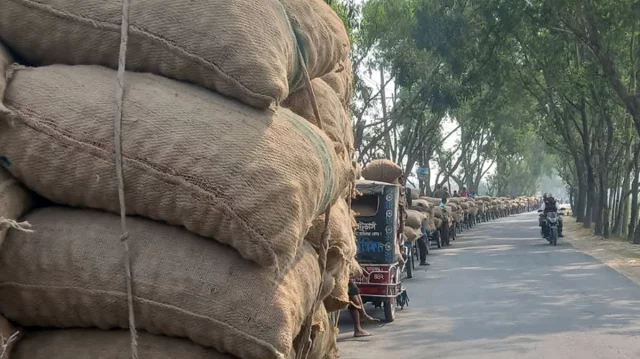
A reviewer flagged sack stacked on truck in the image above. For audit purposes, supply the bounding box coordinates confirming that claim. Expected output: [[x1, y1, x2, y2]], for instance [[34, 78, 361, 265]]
[[0, 1, 353, 357], [0, 207, 336, 359], [404, 209, 424, 242], [0, 0, 349, 109], [12, 322, 337, 359], [0, 168, 32, 248], [0, 64, 352, 272], [361, 159, 403, 184]]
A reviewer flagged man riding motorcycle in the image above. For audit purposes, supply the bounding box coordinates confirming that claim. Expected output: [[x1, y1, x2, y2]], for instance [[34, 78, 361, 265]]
[[538, 194, 564, 238]]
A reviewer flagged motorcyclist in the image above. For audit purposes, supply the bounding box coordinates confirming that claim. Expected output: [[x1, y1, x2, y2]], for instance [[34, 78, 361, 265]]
[[539, 194, 563, 238]]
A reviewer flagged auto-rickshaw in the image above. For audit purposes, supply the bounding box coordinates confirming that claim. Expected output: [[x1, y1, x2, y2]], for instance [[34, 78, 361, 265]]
[[351, 180, 409, 322]]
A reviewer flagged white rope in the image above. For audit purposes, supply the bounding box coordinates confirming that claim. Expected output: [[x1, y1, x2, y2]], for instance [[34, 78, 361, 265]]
[[0, 218, 33, 233], [0, 330, 20, 359], [114, 0, 138, 357]]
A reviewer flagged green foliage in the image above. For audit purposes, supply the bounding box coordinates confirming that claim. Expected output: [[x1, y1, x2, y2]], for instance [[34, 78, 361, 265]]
[[348, 0, 639, 228]]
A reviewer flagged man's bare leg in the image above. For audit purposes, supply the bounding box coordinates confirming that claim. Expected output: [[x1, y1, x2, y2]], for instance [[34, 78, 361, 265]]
[[348, 305, 371, 337], [350, 294, 379, 323]]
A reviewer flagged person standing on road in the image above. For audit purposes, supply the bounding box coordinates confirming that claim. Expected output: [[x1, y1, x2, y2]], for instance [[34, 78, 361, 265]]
[[440, 197, 451, 246], [418, 220, 431, 266], [459, 186, 469, 197], [452, 190, 460, 197], [347, 280, 379, 337]]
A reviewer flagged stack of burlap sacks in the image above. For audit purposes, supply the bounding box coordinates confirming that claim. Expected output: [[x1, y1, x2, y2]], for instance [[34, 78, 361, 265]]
[[405, 191, 436, 240], [0, 1, 360, 358]]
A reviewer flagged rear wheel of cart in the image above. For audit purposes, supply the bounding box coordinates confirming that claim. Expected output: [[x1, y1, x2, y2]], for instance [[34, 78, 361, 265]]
[[383, 298, 396, 322]]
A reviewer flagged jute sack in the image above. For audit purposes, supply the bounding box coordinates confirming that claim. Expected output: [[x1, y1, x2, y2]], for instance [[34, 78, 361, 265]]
[[323, 264, 350, 312], [0, 168, 32, 248], [0, 64, 349, 270], [299, 306, 338, 359], [320, 60, 353, 110], [412, 199, 431, 209], [0, 207, 326, 359], [404, 226, 421, 243], [361, 159, 403, 184], [0, 0, 349, 109], [425, 213, 436, 232], [305, 198, 357, 279], [282, 78, 354, 157], [420, 196, 441, 205], [0, 42, 12, 113], [405, 210, 424, 229], [10, 329, 232, 359]]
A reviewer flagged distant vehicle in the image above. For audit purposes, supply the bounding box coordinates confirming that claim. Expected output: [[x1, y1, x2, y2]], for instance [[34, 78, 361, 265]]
[[352, 180, 408, 322], [558, 205, 572, 217]]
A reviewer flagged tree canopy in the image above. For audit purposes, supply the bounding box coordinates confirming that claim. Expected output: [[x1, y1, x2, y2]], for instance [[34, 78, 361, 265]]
[[333, 0, 640, 241]]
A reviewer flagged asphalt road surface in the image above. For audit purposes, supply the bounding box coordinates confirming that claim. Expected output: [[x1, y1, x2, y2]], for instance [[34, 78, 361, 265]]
[[338, 213, 640, 359]]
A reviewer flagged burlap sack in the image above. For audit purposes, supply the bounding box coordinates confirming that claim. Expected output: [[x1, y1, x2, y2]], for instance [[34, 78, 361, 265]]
[[412, 199, 430, 209], [1, 315, 20, 359], [0, 207, 325, 359], [0, 0, 349, 109], [305, 198, 357, 280], [0, 42, 12, 114], [323, 264, 350, 312], [10, 329, 231, 359], [320, 60, 353, 109], [403, 226, 421, 242], [432, 207, 443, 218], [0, 168, 32, 248], [361, 159, 403, 183], [282, 78, 354, 158], [0, 64, 350, 270], [425, 214, 436, 232], [421, 196, 441, 205], [405, 210, 424, 229], [302, 306, 338, 359]]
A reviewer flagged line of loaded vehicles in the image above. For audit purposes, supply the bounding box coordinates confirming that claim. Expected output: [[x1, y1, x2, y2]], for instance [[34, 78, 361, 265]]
[[350, 179, 540, 322]]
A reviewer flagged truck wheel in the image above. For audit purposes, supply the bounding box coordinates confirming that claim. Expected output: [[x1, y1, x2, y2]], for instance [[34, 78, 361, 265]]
[[383, 298, 396, 322]]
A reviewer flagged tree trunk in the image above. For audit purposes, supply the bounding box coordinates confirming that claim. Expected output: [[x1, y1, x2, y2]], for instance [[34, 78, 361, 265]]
[[576, 175, 587, 223], [594, 178, 605, 236], [630, 167, 640, 242], [622, 179, 632, 236], [584, 171, 595, 229], [617, 173, 631, 235], [603, 207, 611, 238]]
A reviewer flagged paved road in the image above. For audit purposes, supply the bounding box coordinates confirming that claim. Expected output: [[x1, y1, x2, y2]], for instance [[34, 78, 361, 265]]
[[338, 213, 640, 359]]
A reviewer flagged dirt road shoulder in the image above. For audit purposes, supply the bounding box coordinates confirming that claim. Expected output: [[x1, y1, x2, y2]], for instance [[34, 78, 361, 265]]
[[564, 220, 640, 286]]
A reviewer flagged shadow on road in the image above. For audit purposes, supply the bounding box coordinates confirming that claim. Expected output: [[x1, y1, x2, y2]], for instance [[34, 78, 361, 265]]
[[338, 213, 640, 358]]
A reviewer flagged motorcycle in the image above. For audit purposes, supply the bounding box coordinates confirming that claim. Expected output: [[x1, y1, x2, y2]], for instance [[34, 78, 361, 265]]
[[540, 211, 560, 246]]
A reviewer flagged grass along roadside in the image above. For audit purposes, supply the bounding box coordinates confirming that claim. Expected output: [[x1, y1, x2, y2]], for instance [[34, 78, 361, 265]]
[[563, 220, 640, 286]]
